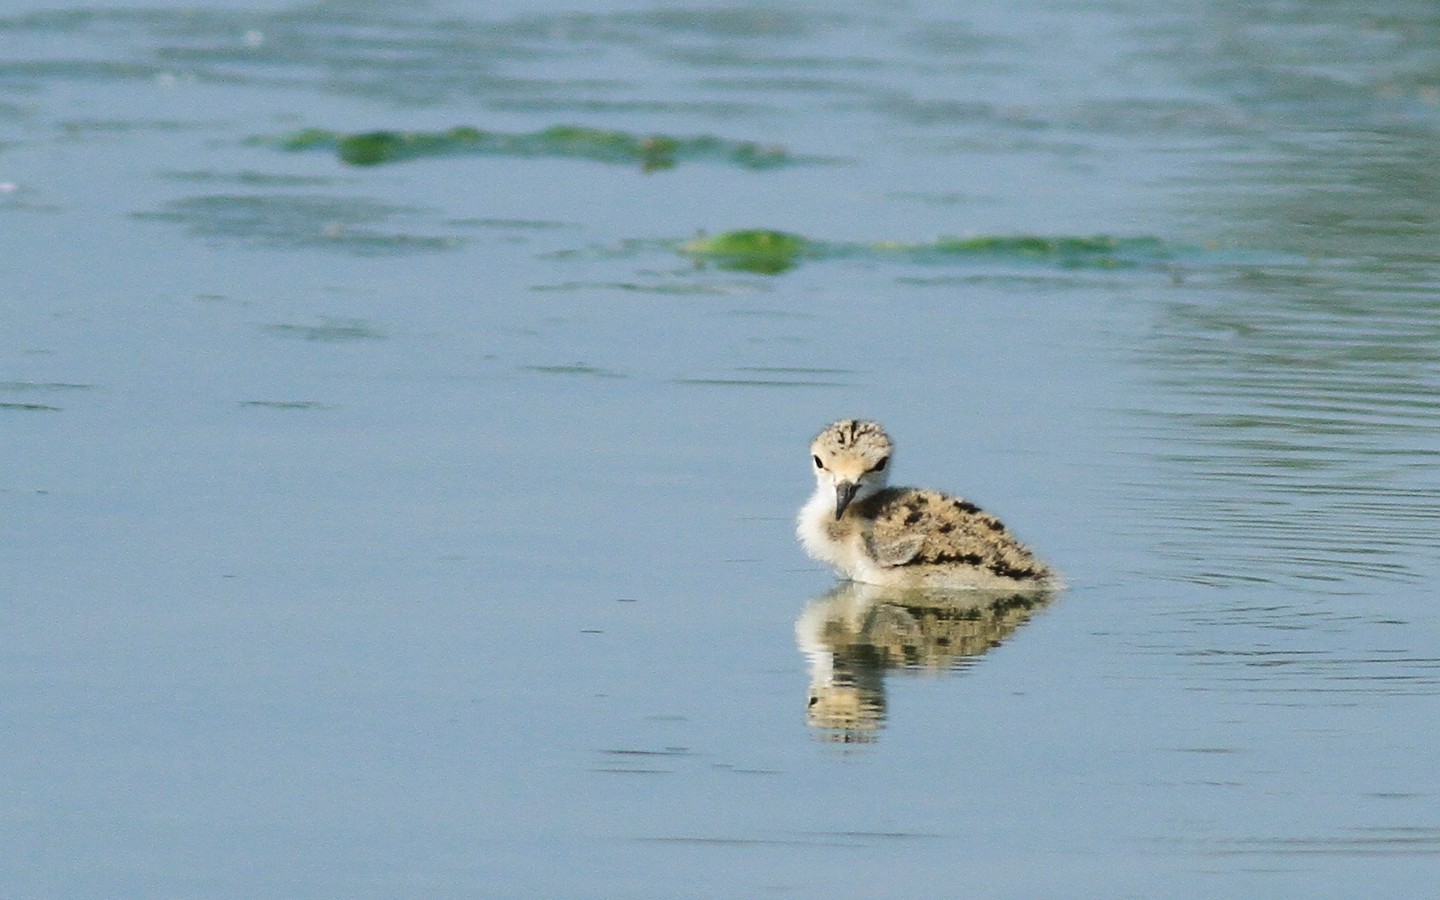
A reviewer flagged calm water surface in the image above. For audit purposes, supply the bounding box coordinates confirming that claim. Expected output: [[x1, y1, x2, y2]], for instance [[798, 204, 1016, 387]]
[[3, 0, 1439, 897]]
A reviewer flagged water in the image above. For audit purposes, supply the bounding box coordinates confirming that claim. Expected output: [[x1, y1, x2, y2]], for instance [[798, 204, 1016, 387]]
[[3, 0, 1439, 896]]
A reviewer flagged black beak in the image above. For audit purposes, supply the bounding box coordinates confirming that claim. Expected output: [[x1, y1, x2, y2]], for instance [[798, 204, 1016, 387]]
[[834, 481, 860, 519]]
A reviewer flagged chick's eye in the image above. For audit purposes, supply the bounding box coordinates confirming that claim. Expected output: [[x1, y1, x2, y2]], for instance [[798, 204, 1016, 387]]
[[812, 455, 825, 469], [871, 456, 889, 472]]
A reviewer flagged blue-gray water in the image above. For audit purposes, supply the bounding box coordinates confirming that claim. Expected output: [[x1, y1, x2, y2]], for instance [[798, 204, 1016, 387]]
[[3, 1, 1439, 897]]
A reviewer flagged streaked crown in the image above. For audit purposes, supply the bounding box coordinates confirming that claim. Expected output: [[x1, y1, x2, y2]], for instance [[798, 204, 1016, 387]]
[[810, 419, 893, 482]]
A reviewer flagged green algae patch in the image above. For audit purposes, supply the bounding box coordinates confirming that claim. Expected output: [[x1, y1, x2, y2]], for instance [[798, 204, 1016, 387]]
[[269, 125, 798, 171], [931, 235, 1123, 254], [275, 127, 489, 166], [677, 230, 1172, 274], [679, 229, 811, 273], [920, 234, 1169, 267]]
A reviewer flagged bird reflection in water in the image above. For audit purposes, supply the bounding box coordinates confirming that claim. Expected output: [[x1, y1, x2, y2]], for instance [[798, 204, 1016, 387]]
[[795, 582, 1056, 743]]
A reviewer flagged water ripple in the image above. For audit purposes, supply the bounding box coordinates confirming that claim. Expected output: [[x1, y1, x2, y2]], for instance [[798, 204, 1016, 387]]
[[1129, 262, 1440, 591]]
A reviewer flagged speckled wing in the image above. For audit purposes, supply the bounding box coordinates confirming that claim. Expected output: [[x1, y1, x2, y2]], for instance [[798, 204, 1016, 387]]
[[858, 487, 1050, 581]]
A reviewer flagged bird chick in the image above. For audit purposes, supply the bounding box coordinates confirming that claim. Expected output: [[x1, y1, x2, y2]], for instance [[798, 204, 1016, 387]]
[[797, 419, 1055, 591]]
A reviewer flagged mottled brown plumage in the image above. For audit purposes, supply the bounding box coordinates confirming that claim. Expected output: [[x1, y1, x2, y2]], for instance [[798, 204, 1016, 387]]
[[798, 419, 1056, 590], [853, 487, 1050, 581]]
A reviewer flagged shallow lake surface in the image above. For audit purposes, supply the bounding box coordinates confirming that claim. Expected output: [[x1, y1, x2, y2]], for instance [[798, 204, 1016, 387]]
[[3, 0, 1439, 896]]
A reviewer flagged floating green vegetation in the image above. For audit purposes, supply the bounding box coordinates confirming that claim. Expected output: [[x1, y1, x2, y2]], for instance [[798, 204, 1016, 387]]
[[915, 234, 1169, 266], [678, 229, 813, 274], [679, 229, 1172, 274], [270, 125, 800, 171]]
